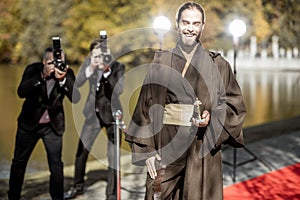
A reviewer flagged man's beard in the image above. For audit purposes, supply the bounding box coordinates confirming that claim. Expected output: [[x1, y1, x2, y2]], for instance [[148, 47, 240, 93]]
[[178, 31, 201, 52]]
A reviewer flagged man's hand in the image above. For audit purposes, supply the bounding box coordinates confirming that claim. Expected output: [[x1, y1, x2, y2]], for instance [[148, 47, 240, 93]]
[[42, 61, 55, 79], [54, 65, 68, 81], [145, 154, 161, 179], [192, 110, 210, 127], [102, 65, 111, 73]]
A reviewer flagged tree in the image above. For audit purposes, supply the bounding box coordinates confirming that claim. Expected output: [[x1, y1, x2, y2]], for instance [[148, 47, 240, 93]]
[[13, 0, 71, 64], [263, 0, 300, 50], [63, 0, 155, 64], [203, 0, 271, 51], [0, 0, 21, 63], [0, 0, 299, 64]]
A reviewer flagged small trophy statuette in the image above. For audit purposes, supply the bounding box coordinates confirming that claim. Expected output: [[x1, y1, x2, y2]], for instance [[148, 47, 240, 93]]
[[193, 98, 205, 123]]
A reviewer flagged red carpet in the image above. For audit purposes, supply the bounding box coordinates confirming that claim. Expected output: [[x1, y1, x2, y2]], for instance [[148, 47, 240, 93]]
[[224, 163, 300, 200]]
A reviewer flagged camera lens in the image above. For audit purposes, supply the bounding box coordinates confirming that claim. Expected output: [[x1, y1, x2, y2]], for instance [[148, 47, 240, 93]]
[[103, 54, 112, 65], [58, 63, 67, 71]]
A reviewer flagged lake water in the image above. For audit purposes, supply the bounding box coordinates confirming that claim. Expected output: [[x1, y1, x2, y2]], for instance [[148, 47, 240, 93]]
[[0, 63, 300, 179]]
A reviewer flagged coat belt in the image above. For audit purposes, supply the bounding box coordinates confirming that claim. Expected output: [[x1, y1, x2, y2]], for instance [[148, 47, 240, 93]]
[[163, 103, 193, 126]]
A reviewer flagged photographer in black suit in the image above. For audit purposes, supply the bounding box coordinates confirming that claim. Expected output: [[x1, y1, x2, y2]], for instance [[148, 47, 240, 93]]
[[7, 47, 80, 200], [65, 37, 125, 200]]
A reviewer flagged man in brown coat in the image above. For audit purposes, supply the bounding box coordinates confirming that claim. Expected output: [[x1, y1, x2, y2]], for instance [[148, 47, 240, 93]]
[[126, 2, 246, 199]]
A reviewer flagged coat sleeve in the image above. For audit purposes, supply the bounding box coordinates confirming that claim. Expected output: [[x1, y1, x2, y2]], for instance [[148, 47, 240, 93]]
[[125, 69, 158, 166], [75, 57, 90, 88], [63, 68, 81, 103], [214, 55, 246, 148], [125, 50, 173, 165], [104, 62, 125, 97], [17, 63, 45, 99]]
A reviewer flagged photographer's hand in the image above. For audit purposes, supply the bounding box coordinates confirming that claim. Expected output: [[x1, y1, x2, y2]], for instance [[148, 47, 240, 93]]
[[42, 61, 55, 79], [98, 62, 111, 74], [54, 65, 68, 81], [103, 65, 111, 73]]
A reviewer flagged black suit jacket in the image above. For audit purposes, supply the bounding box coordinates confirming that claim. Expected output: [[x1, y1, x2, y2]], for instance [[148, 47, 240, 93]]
[[17, 62, 80, 135], [76, 58, 100, 120], [76, 57, 125, 125], [96, 60, 125, 125]]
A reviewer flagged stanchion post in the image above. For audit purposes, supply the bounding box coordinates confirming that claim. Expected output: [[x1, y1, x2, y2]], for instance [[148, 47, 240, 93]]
[[113, 110, 126, 200]]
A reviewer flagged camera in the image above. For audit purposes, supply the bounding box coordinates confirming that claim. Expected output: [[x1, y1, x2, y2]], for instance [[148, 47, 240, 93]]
[[52, 36, 67, 71], [99, 30, 113, 65]]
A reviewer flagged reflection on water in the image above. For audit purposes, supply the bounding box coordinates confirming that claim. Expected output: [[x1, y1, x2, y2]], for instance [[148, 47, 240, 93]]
[[236, 69, 300, 127], [237, 70, 300, 127], [0, 64, 300, 179]]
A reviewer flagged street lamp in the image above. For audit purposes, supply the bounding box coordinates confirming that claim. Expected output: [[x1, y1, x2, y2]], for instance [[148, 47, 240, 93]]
[[229, 19, 246, 75], [153, 16, 171, 50]]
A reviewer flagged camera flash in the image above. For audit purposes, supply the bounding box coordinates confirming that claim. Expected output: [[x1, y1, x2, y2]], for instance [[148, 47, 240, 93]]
[[100, 30, 107, 36]]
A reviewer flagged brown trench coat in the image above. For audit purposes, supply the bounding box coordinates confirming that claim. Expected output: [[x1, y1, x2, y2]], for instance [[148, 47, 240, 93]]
[[126, 44, 246, 200]]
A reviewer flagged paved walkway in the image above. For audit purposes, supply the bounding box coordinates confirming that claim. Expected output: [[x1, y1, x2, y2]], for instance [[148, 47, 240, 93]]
[[68, 130, 300, 200], [1, 123, 299, 200]]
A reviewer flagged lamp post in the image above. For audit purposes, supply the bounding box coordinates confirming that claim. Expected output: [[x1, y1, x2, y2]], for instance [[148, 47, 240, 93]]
[[229, 19, 246, 75], [152, 17, 171, 200], [153, 16, 171, 50], [226, 19, 249, 183]]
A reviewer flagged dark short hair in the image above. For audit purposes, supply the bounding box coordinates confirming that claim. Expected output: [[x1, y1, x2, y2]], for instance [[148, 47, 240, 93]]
[[43, 47, 53, 60], [176, 1, 205, 24], [43, 47, 66, 61], [89, 39, 101, 52]]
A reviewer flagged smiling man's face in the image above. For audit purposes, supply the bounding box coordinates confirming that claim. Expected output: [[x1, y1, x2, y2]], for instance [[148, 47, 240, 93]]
[[177, 7, 205, 47]]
